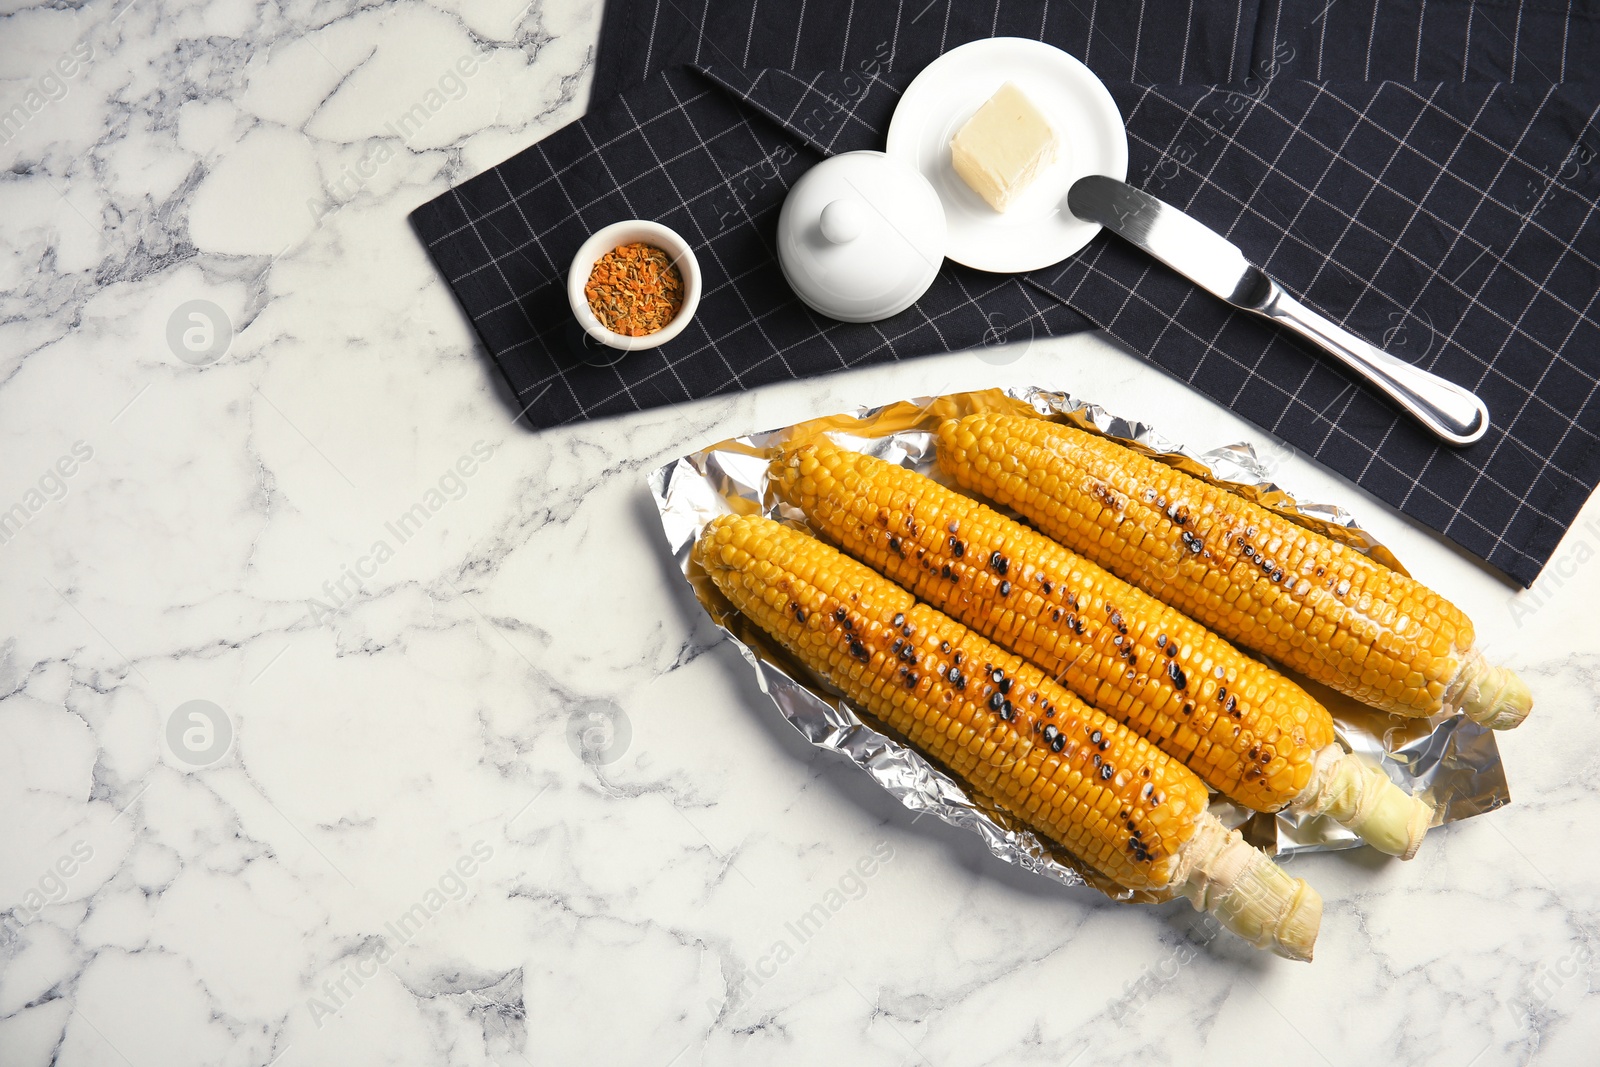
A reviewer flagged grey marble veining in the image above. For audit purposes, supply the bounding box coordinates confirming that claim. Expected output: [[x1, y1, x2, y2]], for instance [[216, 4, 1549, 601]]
[[1, 2, 1596, 1064]]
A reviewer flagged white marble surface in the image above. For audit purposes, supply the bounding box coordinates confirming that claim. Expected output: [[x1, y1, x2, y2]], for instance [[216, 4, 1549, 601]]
[[2, 2, 1597, 1064]]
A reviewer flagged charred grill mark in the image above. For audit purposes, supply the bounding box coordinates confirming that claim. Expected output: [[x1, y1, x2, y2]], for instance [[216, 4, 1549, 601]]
[[1089, 482, 1124, 512]]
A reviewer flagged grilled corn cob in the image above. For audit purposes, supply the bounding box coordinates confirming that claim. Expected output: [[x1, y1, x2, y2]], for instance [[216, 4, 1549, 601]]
[[935, 414, 1532, 728], [772, 441, 1434, 857], [694, 513, 1322, 959]]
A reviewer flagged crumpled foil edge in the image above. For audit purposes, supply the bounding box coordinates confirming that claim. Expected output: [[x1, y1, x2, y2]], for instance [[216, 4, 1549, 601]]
[[648, 386, 1510, 902]]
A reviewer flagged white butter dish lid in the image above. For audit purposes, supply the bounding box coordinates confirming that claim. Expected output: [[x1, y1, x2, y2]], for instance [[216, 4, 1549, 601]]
[[777, 151, 947, 323]]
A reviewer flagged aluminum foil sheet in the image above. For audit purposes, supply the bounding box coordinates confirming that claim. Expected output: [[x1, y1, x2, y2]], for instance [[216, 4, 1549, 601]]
[[647, 386, 1510, 902]]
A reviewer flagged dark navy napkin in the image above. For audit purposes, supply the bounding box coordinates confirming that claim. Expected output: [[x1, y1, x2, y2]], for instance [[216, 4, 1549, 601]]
[[411, 1, 1600, 585]]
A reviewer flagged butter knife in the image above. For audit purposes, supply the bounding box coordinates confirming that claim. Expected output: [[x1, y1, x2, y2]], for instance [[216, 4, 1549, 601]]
[[1067, 175, 1489, 446]]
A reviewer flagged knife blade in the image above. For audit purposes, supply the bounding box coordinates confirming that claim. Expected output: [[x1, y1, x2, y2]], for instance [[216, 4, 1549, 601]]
[[1067, 175, 1489, 447]]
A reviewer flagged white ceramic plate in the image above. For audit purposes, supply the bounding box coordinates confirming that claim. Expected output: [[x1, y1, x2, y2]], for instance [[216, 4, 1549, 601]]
[[886, 38, 1128, 273]]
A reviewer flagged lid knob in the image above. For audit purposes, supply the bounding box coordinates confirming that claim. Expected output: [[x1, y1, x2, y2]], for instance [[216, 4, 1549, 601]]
[[819, 198, 867, 244]]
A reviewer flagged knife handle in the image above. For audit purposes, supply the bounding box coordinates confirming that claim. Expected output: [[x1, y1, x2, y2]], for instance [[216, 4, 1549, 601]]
[[1255, 283, 1490, 447]]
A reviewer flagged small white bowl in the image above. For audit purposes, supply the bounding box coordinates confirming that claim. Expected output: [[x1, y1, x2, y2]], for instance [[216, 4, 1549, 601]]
[[568, 220, 701, 351]]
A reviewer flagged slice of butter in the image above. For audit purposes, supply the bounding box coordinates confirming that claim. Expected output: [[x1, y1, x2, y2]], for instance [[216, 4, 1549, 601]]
[[950, 82, 1059, 213]]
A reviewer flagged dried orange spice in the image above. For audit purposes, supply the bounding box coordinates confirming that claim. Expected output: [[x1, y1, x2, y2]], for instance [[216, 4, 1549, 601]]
[[584, 242, 685, 337]]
